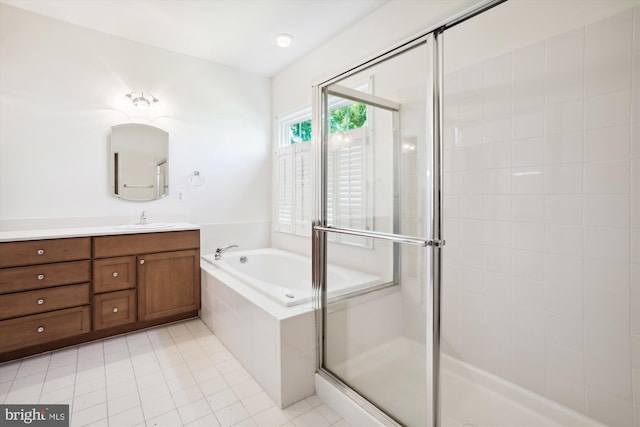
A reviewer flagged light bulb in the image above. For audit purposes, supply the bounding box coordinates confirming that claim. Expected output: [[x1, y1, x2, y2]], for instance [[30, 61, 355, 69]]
[[276, 33, 293, 48]]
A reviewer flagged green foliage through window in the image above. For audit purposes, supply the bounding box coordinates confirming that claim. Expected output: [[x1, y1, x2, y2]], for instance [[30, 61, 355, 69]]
[[329, 103, 367, 133], [287, 103, 366, 145], [289, 120, 312, 144]]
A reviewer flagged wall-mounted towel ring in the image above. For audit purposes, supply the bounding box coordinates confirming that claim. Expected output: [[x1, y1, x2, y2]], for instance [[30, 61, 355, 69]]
[[188, 170, 205, 187]]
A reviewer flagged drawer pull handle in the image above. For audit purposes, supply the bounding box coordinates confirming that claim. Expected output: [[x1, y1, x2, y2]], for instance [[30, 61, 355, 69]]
[[112, 307, 119, 313], [139, 260, 145, 265], [37, 298, 44, 305], [112, 272, 119, 278], [37, 274, 45, 280], [37, 326, 44, 333], [37, 249, 45, 255]]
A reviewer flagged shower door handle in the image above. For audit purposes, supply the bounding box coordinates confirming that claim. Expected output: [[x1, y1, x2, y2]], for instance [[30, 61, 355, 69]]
[[314, 225, 444, 247]]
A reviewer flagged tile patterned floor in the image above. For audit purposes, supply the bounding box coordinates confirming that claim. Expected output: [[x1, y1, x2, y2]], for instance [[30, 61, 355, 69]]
[[0, 319, 351, 427]]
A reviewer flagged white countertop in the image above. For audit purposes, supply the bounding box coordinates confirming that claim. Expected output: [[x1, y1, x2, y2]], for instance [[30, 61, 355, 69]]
[[0, 223, 200, 242]]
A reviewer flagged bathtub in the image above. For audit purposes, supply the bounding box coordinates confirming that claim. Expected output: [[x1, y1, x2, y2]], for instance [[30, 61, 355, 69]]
[[200, 247, 386, 407], [201, 248, 384, 307]]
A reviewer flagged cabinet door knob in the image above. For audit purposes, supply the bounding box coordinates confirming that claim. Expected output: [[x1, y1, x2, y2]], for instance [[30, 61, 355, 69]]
[[112, 272, 119, 278], [37, 298, 44, 305], [112, 307, 119, 313], [37, 249, 45, 255], [37, 274, 45, 280], [139, 259, 145, 265], [37, 326, 44, 333]]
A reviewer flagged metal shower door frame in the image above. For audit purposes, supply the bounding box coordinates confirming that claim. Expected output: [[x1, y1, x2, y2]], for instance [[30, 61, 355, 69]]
[[311, 31, 442, 426]]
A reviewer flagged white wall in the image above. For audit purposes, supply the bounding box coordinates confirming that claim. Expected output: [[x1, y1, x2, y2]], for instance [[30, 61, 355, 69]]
[[442, 2, 640, 426], [0, 4, 272, 250]]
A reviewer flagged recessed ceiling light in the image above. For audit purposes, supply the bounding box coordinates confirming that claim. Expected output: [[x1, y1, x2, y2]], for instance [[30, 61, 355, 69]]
[[276, 33, 293, 48]]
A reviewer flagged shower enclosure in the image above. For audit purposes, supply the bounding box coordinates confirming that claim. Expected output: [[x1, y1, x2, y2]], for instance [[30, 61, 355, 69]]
[[312, 1, 639, 426], [312, 27, 447, 427]]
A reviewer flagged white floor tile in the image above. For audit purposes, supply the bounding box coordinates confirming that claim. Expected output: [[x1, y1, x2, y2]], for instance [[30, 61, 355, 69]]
[[141, 394, 176, 420], [233, 417, 259, 427], [282, 400, 312, 420], [241, 391, 275, 415], [224, 369, 252, 386], [84, 417, 108, 427], [71, 401, 108, 427], [315, 403, 341, 424], [40, 384, 74, 404], [291, 409, 330, 427], [251, 405, 290, 427], [232, 378, 263, 399], [184, 413, 222, 427], [199, 376, 229, 397], [0, 360, 20, 383], [73, 387, 106, 412], [107, 391, 141, 417], [207, 388, 240, 412], [162, 362, 192, 380], [172, 384, 205, 407], [304, 395, 323, 408], [15, 356, 51, 378], [177, 398, 213, 424], [192, 365, 221, 383], [49, 347, 79, 369], [215, 401, 251, 427], [74, 378, 105, 397], [108, 405, 145, 427]]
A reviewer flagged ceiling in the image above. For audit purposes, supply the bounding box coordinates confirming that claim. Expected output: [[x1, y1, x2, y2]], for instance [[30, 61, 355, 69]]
[[1, 0, 388, 76]]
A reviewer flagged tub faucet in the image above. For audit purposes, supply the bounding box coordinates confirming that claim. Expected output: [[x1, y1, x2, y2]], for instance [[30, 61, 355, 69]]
[[139, 210, 149, 225], [214, 244, 238, 260]]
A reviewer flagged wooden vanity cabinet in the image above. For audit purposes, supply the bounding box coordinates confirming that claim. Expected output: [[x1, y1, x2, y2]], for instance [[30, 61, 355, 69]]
[[93, 230, 200, 324], [0, 237, 92, 355], [0, 229, 200, 362]]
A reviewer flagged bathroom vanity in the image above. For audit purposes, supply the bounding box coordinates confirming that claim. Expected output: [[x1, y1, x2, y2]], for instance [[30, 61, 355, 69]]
[[0, 225, 200, 362]]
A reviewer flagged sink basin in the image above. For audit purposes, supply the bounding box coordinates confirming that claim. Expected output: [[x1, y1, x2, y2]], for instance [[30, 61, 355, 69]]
[[114, 223, 174, 230]]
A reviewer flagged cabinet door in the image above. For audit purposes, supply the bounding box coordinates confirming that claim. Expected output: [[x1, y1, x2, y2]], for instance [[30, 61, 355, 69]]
[[138, 249, 200, 321]]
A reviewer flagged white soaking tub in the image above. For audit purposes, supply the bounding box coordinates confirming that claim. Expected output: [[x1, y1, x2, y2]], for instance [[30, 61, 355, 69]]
[[199, 247, 384, 408], [201, 248, 383, 307]]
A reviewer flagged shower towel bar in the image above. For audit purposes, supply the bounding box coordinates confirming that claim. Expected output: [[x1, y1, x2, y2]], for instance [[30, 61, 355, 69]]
[[123, 184, 154, 188], [314, 225, 444, 247]]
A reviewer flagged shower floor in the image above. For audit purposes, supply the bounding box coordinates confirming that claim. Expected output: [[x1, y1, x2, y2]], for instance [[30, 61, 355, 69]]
[[329, 337, 568, 427]]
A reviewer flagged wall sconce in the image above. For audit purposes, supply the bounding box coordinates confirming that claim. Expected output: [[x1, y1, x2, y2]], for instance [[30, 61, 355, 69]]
[[126, 91, 159, 109]]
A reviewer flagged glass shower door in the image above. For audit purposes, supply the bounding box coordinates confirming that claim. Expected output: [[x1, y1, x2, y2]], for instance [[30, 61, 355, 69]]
[[313, 33, 443, 427]]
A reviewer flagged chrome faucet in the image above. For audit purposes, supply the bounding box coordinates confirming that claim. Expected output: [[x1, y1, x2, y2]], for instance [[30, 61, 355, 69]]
[[139, 210, 149, 225], [214, 244, 238, 260]]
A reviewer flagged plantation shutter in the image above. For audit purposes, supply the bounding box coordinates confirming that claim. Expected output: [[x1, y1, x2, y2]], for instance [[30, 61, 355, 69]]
[[327, 127, 368, 246], [276, 146, 294, 233], [294, 144, 312, 235]]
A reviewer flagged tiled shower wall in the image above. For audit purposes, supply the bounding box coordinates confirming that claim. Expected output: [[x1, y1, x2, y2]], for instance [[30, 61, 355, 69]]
[[442, 7, 639, 427]]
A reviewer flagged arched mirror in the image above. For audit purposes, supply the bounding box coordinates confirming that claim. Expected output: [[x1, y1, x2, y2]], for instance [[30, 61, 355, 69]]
[[110, 123, 169, 201]]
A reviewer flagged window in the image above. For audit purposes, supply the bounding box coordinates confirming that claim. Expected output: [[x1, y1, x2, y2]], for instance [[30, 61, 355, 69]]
[[276, 95, 372, 247]]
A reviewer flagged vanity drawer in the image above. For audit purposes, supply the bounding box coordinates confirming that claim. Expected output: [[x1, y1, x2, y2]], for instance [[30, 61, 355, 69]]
[[93, 289, 136, 330], [0, 306, 90, 353], [0, 261, 91, 295], [93, 230, 199, 258], [0, 237, 91, 268], [93, 256, 136, 293], [0, 283, 90, 320]]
